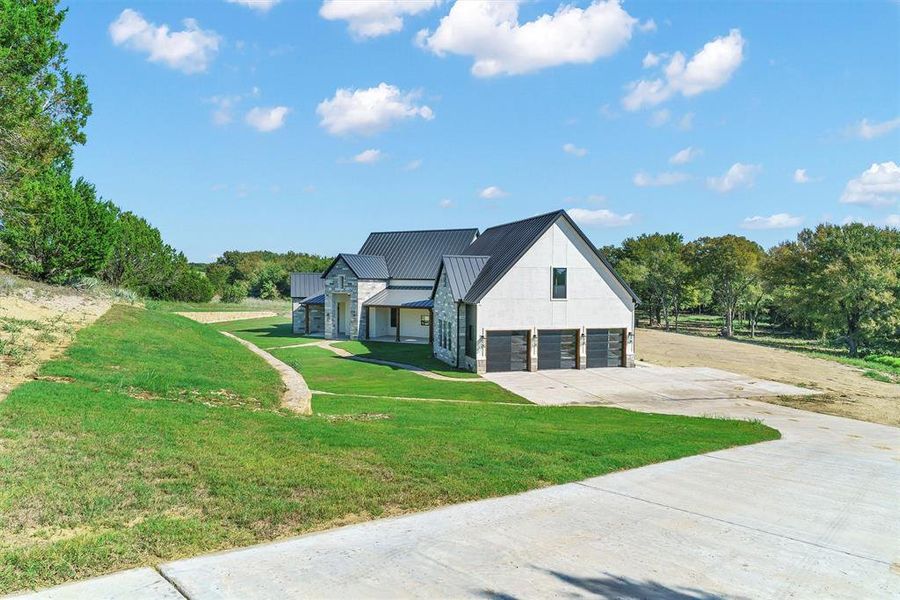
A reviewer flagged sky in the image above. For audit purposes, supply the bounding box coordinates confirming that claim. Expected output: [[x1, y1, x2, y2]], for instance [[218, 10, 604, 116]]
[[61, 0, 900, 262]]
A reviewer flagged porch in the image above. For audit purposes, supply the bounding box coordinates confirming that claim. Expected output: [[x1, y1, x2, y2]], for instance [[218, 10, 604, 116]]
[[363, 288, 433, 345]]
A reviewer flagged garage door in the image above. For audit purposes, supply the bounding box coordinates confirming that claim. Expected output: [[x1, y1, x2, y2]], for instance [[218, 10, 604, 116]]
[[537, 330, 578, 370], [486, 330, 529, 372], [586, 328, 624, 368]]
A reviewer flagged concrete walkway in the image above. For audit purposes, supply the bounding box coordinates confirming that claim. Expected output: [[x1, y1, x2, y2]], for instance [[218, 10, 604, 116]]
[[220, 332, 311, 415], [16, 392, 898, 599], [316, 341, 487, 382]]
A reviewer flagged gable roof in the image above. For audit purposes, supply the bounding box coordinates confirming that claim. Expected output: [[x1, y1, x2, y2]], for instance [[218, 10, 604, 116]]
[[432, 255, 490, 301], [323, 253, 390, 280], [358, 228, 478, 279], [460, 210, 640, 305], [364, 287, 433, 309], [289, 272, 325, 298]]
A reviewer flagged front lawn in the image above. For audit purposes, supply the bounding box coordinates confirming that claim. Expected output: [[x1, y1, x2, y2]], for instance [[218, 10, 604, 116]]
[[0, 306, 779, 594], [214, 316, 322, 349], [334, 340, 478, 379]]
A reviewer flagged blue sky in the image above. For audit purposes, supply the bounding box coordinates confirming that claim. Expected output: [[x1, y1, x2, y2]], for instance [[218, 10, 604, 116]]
[[62, 1, 899, 262]]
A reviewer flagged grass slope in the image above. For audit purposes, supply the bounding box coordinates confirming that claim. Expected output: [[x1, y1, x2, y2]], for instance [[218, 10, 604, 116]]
[[0, 308, 778, 593], [334, 340, 478, 379], [42, 306, 282, 409], [214, 316, 322, 349]]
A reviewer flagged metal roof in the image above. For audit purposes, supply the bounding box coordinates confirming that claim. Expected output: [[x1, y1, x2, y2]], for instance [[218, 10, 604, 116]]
[[358, 228, 478, 279], [323, 253, 390, 279], [299, 292, 325, 305], [289, 272, 325, 299], [434, 255, 490, 301], [363, 287, 433, 308], [461, 210, 640, 305]]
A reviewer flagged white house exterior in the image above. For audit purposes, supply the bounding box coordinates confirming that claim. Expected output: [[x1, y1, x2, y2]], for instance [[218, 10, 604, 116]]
[[430, 210, 638, 373], [292, 210, 639, 373]]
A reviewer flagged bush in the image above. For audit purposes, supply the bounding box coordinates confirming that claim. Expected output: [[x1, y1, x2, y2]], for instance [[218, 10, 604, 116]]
[[867, 355, 900, 369], [166, 269, 214, 303], [220, 282, 248, 304]]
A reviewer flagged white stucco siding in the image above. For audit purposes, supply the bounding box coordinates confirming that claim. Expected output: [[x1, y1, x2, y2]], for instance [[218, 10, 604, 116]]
[[399, 309, 430, 339], [477, 220, 634, 331]]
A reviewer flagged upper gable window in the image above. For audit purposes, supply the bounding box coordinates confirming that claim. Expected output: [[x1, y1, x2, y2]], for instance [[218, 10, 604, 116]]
[[338, 275, 345, 289], [552, 268, 567, 299]]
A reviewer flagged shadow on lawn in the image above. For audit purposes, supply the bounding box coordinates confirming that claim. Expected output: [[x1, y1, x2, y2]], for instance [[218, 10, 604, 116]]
[[477, 568, 738, 600]]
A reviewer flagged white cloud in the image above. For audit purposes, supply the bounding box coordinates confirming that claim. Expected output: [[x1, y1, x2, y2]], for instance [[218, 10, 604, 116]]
[[245, 106, 289, 132], [623, 29, 745, 110], [226, 0, 281, 12], [642, 51, 663, 68], [404, 159, 423, 171], [569, 208, 635, 227], [109, 9, 220, 74], [649, 108, 670, 127], [637, 19, 657, 33], [352, 149, 383, 164], [316, 83, 434, 136], [848, 117, 900, 140], [562, 143, 588, 157], [740, 213, 803, 230], [633, 171, 689, 187], [208, 95, 240, 125], [884, 214, 900, 227], [479, 185, 508, 199], [438, 198, 455, 208], [418, 0, 637, 77], [669, 146, 701, 165], [320, 0, 441, 39], [677, 112, 695, 131], [707, 162, 760, 193], [840, 161, 900, 207], [793, 168, 811, 184]]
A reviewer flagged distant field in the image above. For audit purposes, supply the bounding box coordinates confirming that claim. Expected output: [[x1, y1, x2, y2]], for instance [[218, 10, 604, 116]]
[[146, 297, 291, 314], [643, 313, 899, 384], [0, 307, 777, 594]]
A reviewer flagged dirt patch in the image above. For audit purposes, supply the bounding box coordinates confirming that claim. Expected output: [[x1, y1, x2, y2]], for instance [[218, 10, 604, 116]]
[[636, 328, 899, 427], [176, 311, 277, 324], [0, 287, 111, 400]]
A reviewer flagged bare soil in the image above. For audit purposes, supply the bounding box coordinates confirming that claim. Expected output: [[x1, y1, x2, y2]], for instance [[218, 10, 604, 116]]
[[636, 328, 899, 427], [176, 311, 277, 324], [0, 285, 111, 400]]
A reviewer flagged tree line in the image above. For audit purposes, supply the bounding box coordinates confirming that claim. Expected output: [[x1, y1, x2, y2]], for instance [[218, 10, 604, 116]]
[[602, 224, 899, 356], [201, 250, 331, 302], [0, 0, 214, 302]]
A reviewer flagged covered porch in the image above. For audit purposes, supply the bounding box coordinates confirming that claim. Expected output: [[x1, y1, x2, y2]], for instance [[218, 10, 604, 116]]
[[364, 288, 433, 345]]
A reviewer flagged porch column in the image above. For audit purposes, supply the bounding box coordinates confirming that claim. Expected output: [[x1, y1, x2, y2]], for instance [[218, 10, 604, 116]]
[[365, 306, 370, 340], [428, 308, 434, 345], [304, 305, 309, 335], [396, 308, 401, 342]]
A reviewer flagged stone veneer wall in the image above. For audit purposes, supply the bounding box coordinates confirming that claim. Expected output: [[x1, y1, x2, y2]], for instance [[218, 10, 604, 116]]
[[292, 299, 304, 334], [323, 258, 386, 340], [291, 303, 325, 334], [432, 273, 472, 371]]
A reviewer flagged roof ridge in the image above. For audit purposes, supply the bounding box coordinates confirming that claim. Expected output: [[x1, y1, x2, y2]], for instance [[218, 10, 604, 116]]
[[443, 254, 490, 259], [367, 227, 479, 235], [478, 209, 565, 234]]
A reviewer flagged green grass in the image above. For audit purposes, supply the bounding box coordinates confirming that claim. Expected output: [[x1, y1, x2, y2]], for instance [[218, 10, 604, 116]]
[[275, 345, 527, 403], [41, 306, 282, 409], [0, 306, 779, 593], [214, 316, 321, 349], [146, 298, 290, 314], [334, 340, 478, 379]]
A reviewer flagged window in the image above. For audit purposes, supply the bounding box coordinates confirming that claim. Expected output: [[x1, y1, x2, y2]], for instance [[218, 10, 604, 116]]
[[390, 308, 398, 328], [438, 319, 445, 348], [552, 267, 567, 299], [338, 275, 345, 289]]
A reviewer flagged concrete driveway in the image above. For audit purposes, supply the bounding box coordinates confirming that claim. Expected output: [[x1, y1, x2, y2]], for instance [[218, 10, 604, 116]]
[[14, 390, 899, 599], [483, 362, 817, 405]]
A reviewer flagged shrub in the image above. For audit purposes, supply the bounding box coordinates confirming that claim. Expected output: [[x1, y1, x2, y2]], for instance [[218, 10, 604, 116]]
[[220, 282, 248, 304], [166, 269, 214, 303]]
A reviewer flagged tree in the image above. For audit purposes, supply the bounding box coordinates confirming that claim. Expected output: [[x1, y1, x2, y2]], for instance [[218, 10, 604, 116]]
[[0, 0, 90, 202], [165, 266, 214, 303], [767, 223, 899, 355], [688, 235, 765, 337], [102, 211, 180, 296], [0, 169, 117, 283]]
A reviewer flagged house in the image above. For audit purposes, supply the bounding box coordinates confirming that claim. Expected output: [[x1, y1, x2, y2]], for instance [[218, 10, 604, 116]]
[[292, 209, 639, 373], [290, 272, 325, 334]]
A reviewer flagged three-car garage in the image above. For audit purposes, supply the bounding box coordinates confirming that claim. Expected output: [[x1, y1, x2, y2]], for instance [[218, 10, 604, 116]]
[[485, 328, 627, 372]]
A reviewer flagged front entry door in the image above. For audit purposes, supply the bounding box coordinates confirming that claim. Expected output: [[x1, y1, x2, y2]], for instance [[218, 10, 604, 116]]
[[337, 302, 346, 335]]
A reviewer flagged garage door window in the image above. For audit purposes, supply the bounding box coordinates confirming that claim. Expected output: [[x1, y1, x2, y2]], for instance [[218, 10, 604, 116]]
[[552, 268, 567, 299]]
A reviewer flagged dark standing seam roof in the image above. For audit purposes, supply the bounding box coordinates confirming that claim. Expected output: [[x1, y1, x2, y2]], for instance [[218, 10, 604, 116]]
[[433, 255, 490, 301], [290, 272, 325, 298], [323, 253, 390, 279], [460, 210, 640, 305], [299, 292, 325, 305], [363, 287, 433, 308], [358, 229, 478, 279]]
